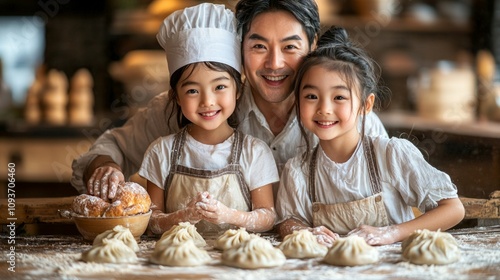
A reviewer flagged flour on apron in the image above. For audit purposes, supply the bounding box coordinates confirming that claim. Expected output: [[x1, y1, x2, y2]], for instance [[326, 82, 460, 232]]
[[309, 137, 390, 235], [164, 127, 251, 234]]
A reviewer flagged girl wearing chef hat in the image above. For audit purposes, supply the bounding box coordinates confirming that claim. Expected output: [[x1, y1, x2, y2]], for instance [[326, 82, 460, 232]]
[[275, 26, 465, 246], [138, 3, 279, 235]]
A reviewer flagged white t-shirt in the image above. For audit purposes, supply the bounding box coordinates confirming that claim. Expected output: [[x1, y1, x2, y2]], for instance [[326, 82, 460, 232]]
[[139, 132, 279, 192], [276, 136, 458, 226]]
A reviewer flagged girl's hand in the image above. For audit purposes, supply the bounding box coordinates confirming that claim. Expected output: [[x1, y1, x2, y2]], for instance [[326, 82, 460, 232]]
[[195, 192, 233, 225], [182, 193, 205, 224], [87, 165, 124, 201], [309, 226, 339, 247], [348, 224, 400, 246]]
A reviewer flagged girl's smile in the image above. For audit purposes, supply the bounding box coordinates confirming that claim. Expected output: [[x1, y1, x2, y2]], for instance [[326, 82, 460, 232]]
[[198, 110, 221, 119]]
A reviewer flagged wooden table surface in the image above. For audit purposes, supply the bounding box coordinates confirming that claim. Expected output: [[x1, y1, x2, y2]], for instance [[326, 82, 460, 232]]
[[1, 226, 499, 280]]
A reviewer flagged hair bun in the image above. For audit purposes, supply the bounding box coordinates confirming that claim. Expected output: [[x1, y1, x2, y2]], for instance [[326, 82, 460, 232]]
[[317, 26, 350, 49]]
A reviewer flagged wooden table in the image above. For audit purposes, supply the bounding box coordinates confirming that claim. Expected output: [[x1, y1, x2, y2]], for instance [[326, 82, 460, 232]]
[[1, 226, 499, 279]]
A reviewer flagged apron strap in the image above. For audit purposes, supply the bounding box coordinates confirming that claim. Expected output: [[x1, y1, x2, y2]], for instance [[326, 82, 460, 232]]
[[309, 145, 320, 203], [231, 130, 252, 209], [164, 127, 188, 203], [229, 129, 242, 164], [363, 137, 382, 194]]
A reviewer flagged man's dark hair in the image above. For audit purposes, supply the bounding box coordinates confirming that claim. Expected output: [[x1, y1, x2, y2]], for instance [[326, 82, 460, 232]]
[[235, 0, 320, 48]]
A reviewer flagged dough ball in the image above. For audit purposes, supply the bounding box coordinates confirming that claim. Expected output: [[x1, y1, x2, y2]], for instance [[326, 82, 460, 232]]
[[81, 238, 137, 264], [221, 235, 286, 269], [402, 229, 461, 265], [156, 222, 206, 249], [93, 225, 139, 252], [279, 229, 328, 259], [214, 228, 253, 251], [150, 239, 212, 266], [323, 235, 379, 266]]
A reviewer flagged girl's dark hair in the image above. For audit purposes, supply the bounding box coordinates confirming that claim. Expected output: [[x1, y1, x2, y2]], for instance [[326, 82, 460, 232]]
[[166, 62, 242, 129], [235, 0, 320, 49], [294, 26, 390, 160]]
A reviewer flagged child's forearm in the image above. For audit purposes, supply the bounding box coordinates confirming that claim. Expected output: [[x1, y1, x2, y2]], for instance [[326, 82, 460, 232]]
[[148, 209, 199, 235], [276, 218, 310, 238], [391, 197, 465, 242], [226, 207, 276, 232]]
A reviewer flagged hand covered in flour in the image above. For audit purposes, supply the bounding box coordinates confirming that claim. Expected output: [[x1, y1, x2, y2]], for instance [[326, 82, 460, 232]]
[[180, 192, 206, 224], [195, 192, 234, 225], [348, 224, 399, 246], [87, 165, 124, 201], [310, 226, 339, 247]]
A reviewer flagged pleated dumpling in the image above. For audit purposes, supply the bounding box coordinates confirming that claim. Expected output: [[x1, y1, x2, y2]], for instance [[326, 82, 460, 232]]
[[157, 222, 206, 248], [279, 229, 328, 259], [150, 239, 212, 266], [81, 238, 137, 264], [214, 227, 253, 251], [93, 225, 139, 252], [402, 229, 460, 265], [221, 235, 286, 269], [323, 235, 379, 266]]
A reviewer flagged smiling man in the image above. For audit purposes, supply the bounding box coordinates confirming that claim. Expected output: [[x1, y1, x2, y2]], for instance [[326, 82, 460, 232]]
[[71, 0, 388, 200]]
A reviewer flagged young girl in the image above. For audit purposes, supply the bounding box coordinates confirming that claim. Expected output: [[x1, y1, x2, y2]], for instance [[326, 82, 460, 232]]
[[139, 3, 278, 235], [275, 26, 465, 246]]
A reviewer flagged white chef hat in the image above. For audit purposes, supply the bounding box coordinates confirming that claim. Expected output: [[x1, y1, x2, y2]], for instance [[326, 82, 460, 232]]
[[157, 3, 241, 76]]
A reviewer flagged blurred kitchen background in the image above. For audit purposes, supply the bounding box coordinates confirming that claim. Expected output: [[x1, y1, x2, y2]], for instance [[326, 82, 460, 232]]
[[0, 0, 499, 203]]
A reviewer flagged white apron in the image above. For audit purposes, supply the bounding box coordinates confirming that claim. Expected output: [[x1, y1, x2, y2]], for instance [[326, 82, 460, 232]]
[[309, 137, 390, 235], [164, 127, 251, 234]]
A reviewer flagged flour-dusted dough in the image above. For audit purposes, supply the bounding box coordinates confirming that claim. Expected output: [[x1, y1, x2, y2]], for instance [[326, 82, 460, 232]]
[[221, 235, 286, 269], [150, 239, 212, 266], [93, 225, 139, 252], [81, 238, 137, 264], [402, 229, 461, 265], [279, 229, 328, 259], [157, 222, 206, 248], [323, 235, 379, 266], [214, 227, 253, 251]]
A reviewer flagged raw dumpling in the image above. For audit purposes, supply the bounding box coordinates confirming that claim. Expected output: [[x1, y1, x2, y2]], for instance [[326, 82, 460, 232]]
[[93, 225, 139, 252], [158, 222, 206, 248], [150, 239, 212, 266], [221, 235, 286, 269], [402, 229, 460, 265], [214, 228, 253, 251], [279, 229, 327, 259], [81, 238, 137, 264], [323, 235, 379, 266]]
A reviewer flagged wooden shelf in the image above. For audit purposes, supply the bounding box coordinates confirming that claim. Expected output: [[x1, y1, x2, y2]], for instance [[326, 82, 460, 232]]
[[322, 16, 471, 34]]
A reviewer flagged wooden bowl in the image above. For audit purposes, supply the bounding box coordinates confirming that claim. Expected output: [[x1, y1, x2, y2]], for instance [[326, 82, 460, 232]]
[[73, 210, 152, 241]]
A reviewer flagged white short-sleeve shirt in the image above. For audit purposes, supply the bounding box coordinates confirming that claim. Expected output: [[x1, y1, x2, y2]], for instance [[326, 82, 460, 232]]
[[276, 136, 458, 226]]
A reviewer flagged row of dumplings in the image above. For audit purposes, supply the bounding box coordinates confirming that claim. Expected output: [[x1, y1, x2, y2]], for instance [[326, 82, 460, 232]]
[[81, 223, 460, 268]]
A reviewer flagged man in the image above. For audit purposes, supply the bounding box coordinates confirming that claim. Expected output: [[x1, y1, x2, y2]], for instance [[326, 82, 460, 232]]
[[71, 0, 387, 200]]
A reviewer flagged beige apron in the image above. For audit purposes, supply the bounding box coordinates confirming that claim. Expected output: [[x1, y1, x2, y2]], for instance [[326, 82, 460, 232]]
[[164, 127, 251, 234], [309, 137, 390, 235]]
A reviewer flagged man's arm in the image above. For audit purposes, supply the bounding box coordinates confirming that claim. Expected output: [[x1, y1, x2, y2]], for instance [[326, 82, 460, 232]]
[[71, 92, 177, 195]]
